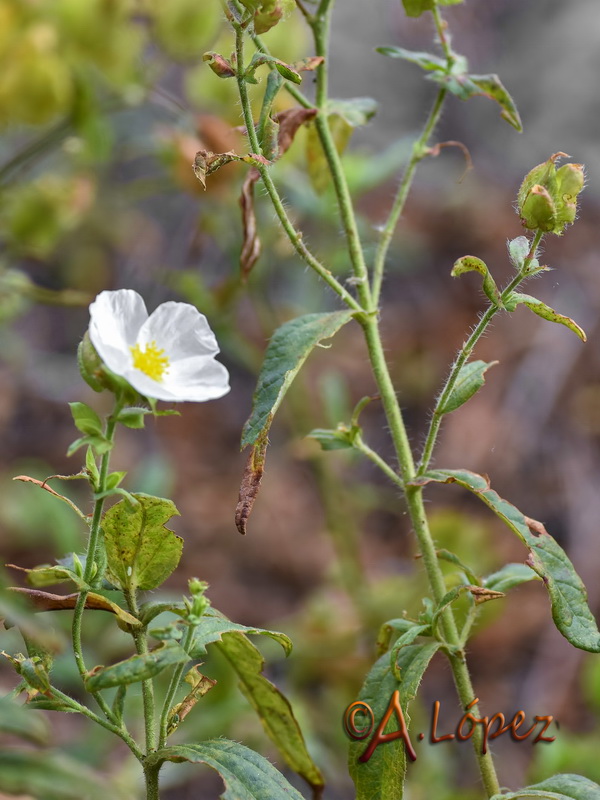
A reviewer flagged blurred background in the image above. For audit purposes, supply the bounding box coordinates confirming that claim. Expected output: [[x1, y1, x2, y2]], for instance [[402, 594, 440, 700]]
[[0, 0, 599, 797]]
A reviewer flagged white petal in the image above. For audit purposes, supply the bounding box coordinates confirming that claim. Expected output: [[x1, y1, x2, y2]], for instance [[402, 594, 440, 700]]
[[136, 302, 220, 359], [160, 355, 230, 402], [89, 290, 148, 375], [120, 367, 180, 402]]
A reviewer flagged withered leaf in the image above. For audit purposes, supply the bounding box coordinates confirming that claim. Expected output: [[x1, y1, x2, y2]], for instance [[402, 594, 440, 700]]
[[240, 168, 261, 281], [8, 587, 141, 629], [274, 107, 317, 156], [235, 429, 268, 535]]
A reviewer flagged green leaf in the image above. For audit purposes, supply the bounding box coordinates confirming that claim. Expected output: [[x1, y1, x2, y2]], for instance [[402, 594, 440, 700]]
[[237, 311, 354, 534], [189, 608, 292, 658], [217, 632, 324, 793], [506, 292, 587, 342], [105, 471, 126, 491], [376, 618, 419, 656], [67, 434, 112, 457], [308, 426, 355, 451], [117, 407, 148, 428], [451, 255, 503, 306], [150, 739, 306, 800], [242, 311, 354, 448], [376, 46, 446, 72], [103, 494, 182, 592], [326, 97, 378, 128], [85, 447, 99, 489], [507, 235, 537, 271], [439, 360, 498, 415], [435, 549, 481, 585], [0, 695, 50, 744], [389, 625, 430, 680], [85, 640, 190, 691], [410, 469, 600, 652], [401, 0, 462, 17], [68, 402, 103, 437], [432, 71, 522, 131], [7, 562, 82, 589], [349, 643, 440, 800], [484, 563, 540, 593], [0, 750, 108, 799], [244, 53, 302, 85], [490, 773, 600, 800]]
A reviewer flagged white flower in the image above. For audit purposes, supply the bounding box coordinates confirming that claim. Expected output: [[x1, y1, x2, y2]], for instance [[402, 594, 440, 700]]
[[88, 289, 230, 402]]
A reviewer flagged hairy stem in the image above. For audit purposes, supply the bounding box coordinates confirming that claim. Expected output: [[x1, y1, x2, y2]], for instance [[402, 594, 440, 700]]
[[72, 406, 121, 721], [124, 589, 157, 756], [158, 624, 196, 747], [232, 19, 364, 313], [372, 88, 447, 304], [418, 229, 544, 474]]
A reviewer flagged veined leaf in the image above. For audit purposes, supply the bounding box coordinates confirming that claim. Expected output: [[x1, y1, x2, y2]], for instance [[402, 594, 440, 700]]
[[483, 562, 540, 593], [431, 71, 522, 131], [490, 773, 600, 800], [349, 643, 440, 800], [103, 493, 182, 592], [237, 311, 354, 533], [325, 97, 378, 128], [85, 640, 189, 691], [376, 46, 446, 72], [69, 402, 102, 437], [439, 360, 498, 415], [149, 739, 306, 800], [189, 609, 292, 657], [217, 632, 324, 793], [506, 292, 587, 341], [410, 469, 600, 652]]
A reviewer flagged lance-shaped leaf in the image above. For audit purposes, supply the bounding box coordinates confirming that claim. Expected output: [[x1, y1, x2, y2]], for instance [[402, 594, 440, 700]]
[[483, 562, 541, 593], [189, 608, 292, 657], [237, 311, 354, 533], [451, 255, 503, 307], [376, 46, 447, 72], [244, 53, 302, 85], [410, 469, 600, 652], [505, 292, 587, 341], [376, 618, 420, 656], [148, 739, 305, 800], [439, 360, 498, 415], [401, 0, 462, 17], [217, 631, 324, 794], [103, 494, 182, 592], [490, 773, 600, 800], [0, 751, 109, 800], [432, 71, 522, 131], [349, 643, 440, 800], [85, 640, 190, 692], [7, 587, 141, 628]]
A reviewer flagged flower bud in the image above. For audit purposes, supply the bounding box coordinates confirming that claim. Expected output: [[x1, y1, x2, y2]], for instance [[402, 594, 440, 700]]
[[203, 52, 236, 79], [517, 153, 585, 235], [77, 330, 138, 401]]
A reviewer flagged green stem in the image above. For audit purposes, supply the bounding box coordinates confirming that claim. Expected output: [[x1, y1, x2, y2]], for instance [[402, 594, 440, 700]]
[[125, 589, 157, 756], [232, 21, 364, 314], [158, 624, 196, 747], [72, 405, 121, 721], [354, 435, 405, 492], [50, 687, 143, 761], [371, 88, 447, 305], [310, 7, 372, 311], [418, 229, 544, 475], [143, 763, 161, 800]]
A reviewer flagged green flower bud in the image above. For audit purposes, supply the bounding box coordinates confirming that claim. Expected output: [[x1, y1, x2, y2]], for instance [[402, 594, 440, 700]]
[[77, 330, 138, 401], [517, 153, 585, 235]]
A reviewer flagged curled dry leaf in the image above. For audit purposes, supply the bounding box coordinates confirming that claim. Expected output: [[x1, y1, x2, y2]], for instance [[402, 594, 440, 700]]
[[235, 430, 269, 535], [8, 587, 141, 629], [240, 169, 261, 281], [274, 107, 317, 157], [426, 140, 473, 183]]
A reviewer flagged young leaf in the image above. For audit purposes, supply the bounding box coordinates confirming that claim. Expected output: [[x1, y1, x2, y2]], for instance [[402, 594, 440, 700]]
[[438, 360, 498, 415], [85, 640, 190, 691], [117, 407, 150, 429], [6, 562, 82, 589], [149, 739, 306, 800], [216, 631, 324, 794], [410, 469, 600, 652], [68, 402, 103, 437], [451, 256, 503, 307], [483, 563, 540, 593], [326, 97, 378, 128], [490, 773, 600, 800], [435, 549, 481, 585], [308, 426, 355, 451], [375, 46, 447, 72], [376, 618, 419, 656], [105, 471, 126, 491], [188, 608, 292, 657], [506, 292, 587, 342], [0, 751, 109, 800], [401, 0, 462, 17], [389, 625, 430, 680], [237, 311, 354, 533], [431, 71, 522, 132], [244, 53, 302, 85], [507, 235, 536, 270], [102, 494, 182, 592], [85, 447, 100, 488], [349, 643, 440, 800]]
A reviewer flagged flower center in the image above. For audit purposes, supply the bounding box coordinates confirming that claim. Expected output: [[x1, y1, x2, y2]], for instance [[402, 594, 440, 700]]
[[130, 341, 170, 382]]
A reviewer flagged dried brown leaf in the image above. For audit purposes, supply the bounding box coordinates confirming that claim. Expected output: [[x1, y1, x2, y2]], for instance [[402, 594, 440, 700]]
[[8, 588, 141, 628], [240, 169, 261, 281], [235, 430, 269, 535], [274, 107, 317, 156]]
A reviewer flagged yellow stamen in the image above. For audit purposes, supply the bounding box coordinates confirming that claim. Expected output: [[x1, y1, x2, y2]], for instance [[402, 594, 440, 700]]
[[130, 340, 170, 382]]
